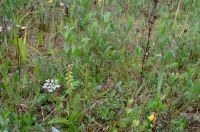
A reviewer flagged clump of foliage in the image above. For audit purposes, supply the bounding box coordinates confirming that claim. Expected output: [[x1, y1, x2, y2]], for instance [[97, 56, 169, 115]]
[[0, 0, 200, 131]]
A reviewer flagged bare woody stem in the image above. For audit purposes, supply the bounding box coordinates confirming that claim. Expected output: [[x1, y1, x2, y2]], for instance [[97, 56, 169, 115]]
[[141, 0, 159, 76]]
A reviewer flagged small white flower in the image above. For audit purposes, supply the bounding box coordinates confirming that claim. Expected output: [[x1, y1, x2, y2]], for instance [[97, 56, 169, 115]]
[[42, 78, 61, 92], [48, 89, 53, 92], [55, 84, 60, 88], [59, 2, 65, 8], [46, 79, 50, 83]]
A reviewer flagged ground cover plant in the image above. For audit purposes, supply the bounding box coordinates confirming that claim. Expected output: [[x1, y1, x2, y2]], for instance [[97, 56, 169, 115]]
[[0, 0, 200, 131]]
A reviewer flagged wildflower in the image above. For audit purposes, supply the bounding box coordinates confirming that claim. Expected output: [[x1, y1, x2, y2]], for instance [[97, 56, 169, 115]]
[[48, 0, 53, 4], [42, 79, 60, 92], [16, 25, 26, 37], [148, 113, 156, 122], [59, 2, 65, 9], [16, 25, 26, 30], [66, 64, 74, 91]]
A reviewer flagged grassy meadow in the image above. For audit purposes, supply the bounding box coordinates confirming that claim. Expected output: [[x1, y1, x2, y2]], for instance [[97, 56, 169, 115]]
[[0, 0, 200, 131]]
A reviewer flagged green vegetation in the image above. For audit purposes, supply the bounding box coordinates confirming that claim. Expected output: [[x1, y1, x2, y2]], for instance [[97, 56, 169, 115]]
[[0, 0, 200, 131]]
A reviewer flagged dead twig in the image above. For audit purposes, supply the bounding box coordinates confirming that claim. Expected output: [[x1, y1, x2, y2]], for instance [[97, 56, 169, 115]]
[[141, 0, 159, 76]]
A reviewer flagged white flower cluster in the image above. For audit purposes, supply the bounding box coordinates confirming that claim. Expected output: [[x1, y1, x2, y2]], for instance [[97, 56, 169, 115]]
[[42, 79, 60, 92]]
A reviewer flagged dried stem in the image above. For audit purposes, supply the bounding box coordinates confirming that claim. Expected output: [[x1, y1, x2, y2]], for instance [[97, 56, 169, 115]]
[[141, 0, 159, 76], [17, 38, 21, 81]]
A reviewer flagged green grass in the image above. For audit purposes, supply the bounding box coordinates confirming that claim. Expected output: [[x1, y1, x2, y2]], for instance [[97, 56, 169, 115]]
[[0, 0, 200, 131]]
